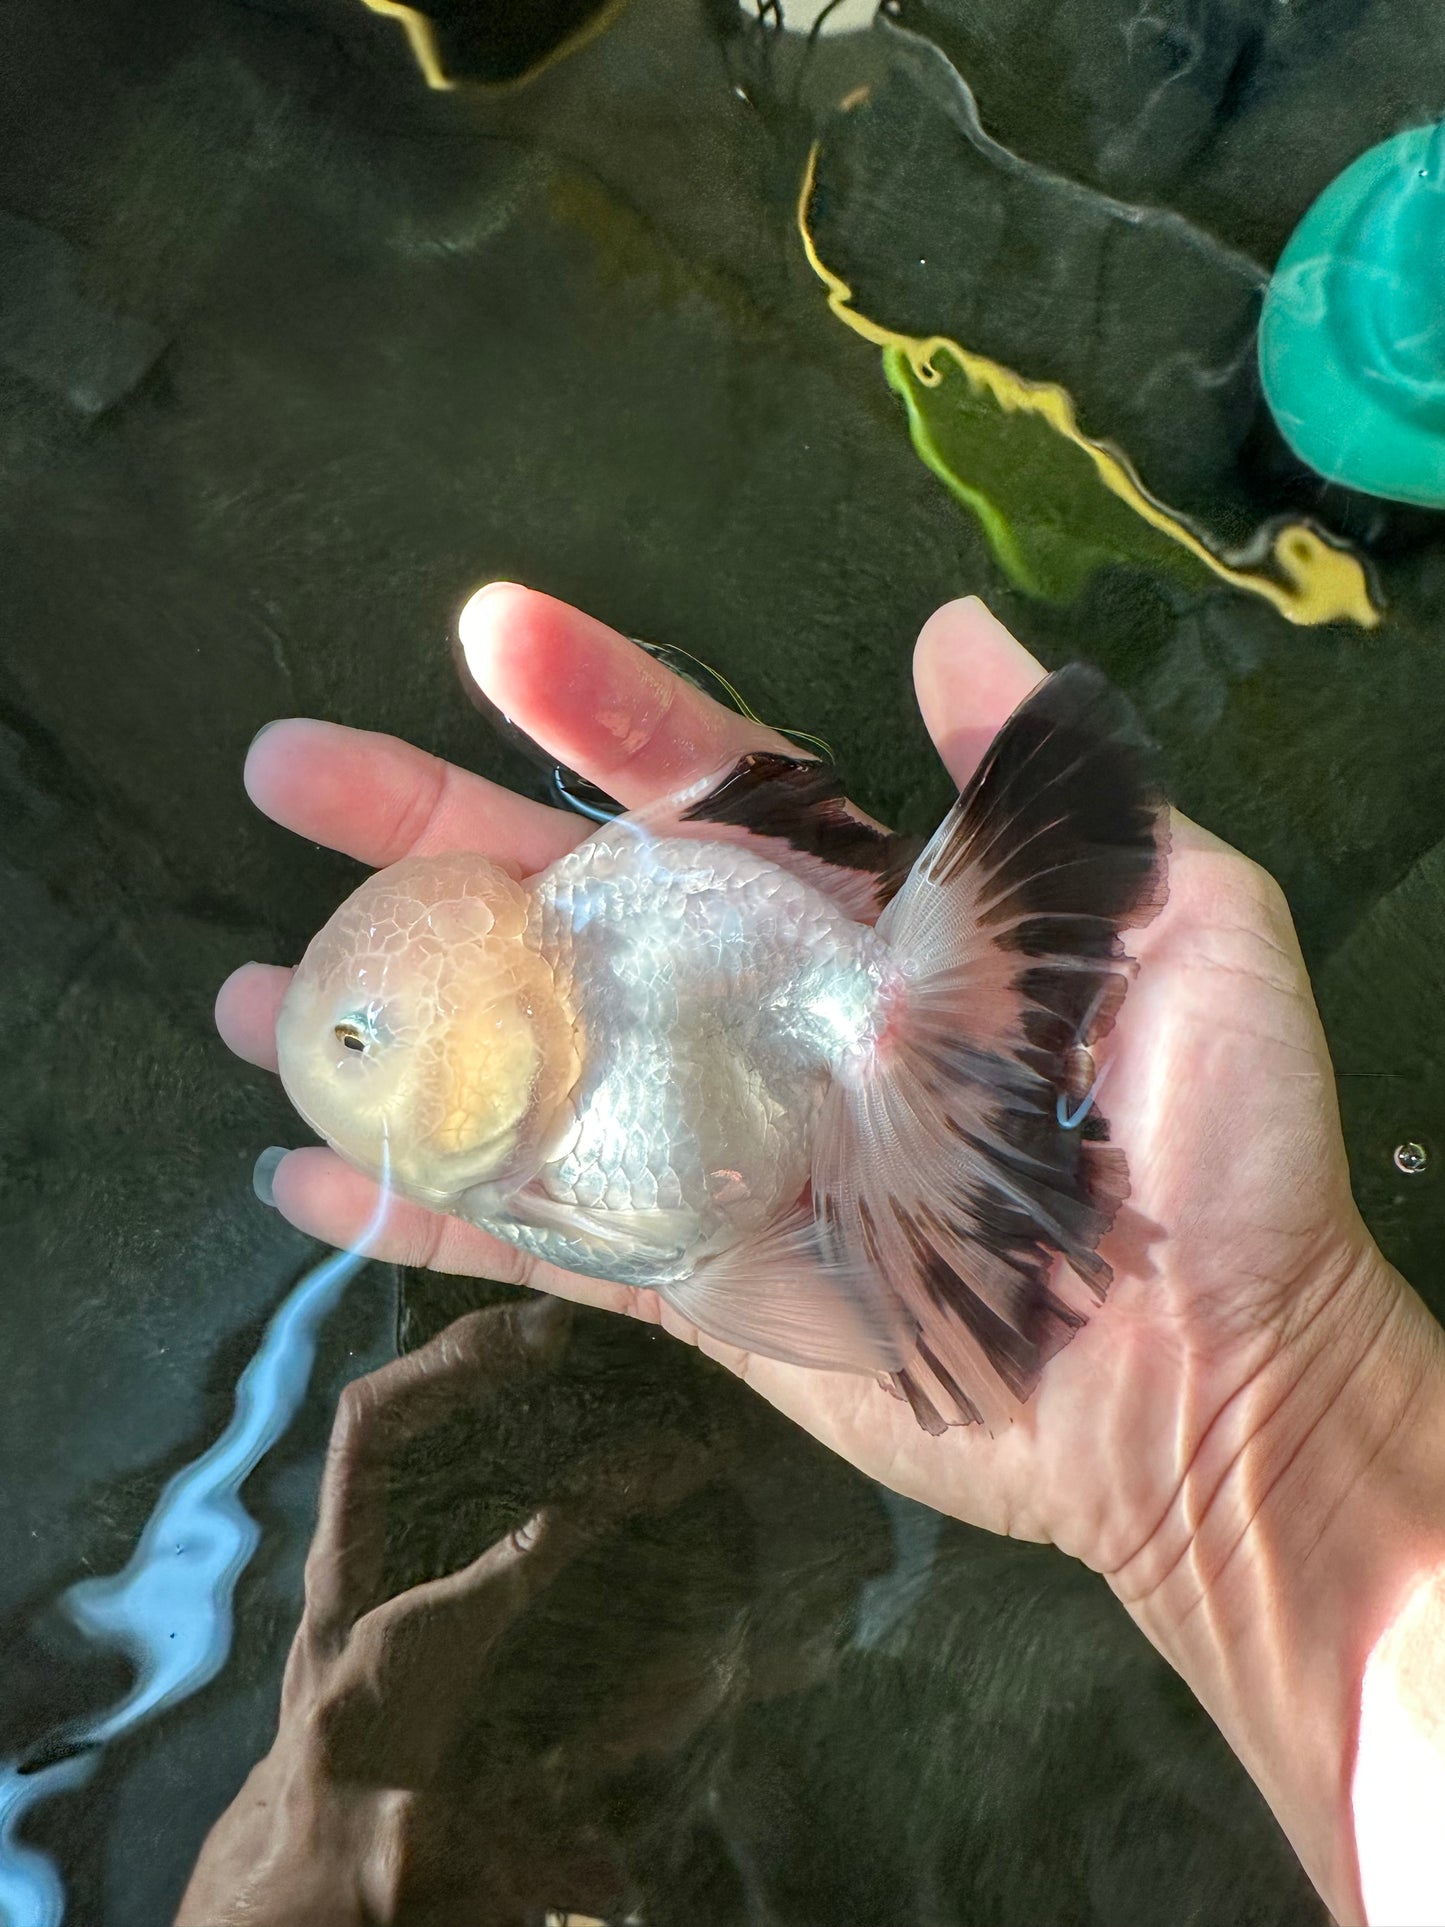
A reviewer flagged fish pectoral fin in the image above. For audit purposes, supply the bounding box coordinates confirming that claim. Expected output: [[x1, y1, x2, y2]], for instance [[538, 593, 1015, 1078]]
[[461, 1182, 699, 1278], [515, 1191, 698, 1257], [659, 1209, 915, 1375]]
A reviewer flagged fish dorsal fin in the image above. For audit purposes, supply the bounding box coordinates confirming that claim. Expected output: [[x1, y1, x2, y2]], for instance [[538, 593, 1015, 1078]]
[[812, 664, 1170, 1432], [595, 753, 918, 924]]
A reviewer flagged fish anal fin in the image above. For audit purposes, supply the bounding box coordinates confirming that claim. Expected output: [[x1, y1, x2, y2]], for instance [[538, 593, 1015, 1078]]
[[659, 1209, 914, 1375]]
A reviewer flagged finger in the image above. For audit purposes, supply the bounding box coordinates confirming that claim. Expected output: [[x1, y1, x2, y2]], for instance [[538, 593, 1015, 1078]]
[[305, 1300, 572, 1637], [917, 601, 1243, 866], [914, 603, 1232, 853], [356, 1504, 593, 1656], [215, 961, 292, 1072], [267, 1147, 631, 1310], [244, 716, 580, 875], [319, 1507, 602, 1780], [912, 596, 1047, 790], [265, 1147, 765, 1377], [914, 603, 1235, 881], [457, 582, 797, 806]]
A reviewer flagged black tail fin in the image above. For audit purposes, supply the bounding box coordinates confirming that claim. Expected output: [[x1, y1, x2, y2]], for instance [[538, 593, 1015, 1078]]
[[811, 665, 1169, 1431]]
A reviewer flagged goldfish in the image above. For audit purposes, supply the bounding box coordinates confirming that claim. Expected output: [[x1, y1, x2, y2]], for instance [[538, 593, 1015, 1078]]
[[276, 663, 1166, 1431]]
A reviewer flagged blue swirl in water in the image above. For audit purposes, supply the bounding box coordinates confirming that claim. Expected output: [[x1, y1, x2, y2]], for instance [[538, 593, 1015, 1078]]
[[1259, 120, 1445, 506], [0, 1231, 374, 1927]]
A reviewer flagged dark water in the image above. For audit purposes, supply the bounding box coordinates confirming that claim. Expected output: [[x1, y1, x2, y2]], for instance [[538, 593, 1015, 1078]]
[[2, 1, 1441, 1920]]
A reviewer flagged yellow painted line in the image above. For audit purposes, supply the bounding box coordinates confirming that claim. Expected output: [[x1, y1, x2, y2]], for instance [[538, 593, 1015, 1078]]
[[358, 0, 453, 89], [357, 0, 633, 93]]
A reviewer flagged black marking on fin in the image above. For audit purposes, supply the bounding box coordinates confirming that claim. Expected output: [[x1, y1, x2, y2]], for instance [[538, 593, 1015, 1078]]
[[681, 752, 917, 908], [894, 1334, 971, 1434], [816, 659, 1169, 1432], [929, 664, 1170, 949]]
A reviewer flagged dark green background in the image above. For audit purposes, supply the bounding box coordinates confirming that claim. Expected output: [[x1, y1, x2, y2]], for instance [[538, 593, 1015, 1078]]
[[2, 0, 1440, 1919]]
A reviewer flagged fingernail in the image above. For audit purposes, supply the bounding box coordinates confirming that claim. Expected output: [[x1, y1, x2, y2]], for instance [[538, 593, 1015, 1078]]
[[253, 1146, 289, 1207], [958, 593, 999, 619], [457, 580, 523, 644], [247, 719, 286, 756]]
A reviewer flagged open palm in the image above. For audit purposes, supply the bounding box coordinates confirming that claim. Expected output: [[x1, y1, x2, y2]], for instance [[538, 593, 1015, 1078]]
[[218, 586, 1382, 1582]]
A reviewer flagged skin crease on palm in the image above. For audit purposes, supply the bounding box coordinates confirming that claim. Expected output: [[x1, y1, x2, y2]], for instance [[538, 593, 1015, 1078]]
[[216, 585, 1387, 1570]]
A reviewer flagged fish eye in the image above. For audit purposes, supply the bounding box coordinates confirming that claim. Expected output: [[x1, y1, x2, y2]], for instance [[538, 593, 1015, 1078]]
[[334, 1021, 368, 1054]]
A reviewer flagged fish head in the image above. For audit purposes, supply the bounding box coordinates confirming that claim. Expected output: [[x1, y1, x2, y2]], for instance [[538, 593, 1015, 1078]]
[[276, 852, 576, 1208]]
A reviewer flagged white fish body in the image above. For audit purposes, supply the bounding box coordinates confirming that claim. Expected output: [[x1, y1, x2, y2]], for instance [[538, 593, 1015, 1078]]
[[500, 831, 892, 1277], [277, 667, 1167, 1431]]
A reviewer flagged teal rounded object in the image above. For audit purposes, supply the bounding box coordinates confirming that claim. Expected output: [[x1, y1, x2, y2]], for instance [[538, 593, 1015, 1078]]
[[1259, 119, 1445, 507]]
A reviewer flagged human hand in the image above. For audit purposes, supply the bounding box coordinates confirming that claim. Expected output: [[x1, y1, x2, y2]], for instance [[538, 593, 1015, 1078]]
[[217, 585, 1445, 1922], [217, 586, 1445, 1924], [176, 1294, 878, 1926], [173, 1299, 627, 1927], [217, 585, 1404, 1568]]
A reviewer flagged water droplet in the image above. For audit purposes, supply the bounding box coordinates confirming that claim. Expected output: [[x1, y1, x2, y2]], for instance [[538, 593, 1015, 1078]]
[[1393, 1140, 1429, 1175]]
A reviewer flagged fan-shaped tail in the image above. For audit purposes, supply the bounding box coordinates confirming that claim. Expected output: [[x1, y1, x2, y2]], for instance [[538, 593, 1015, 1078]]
[[813, 664, 1169, 1432]]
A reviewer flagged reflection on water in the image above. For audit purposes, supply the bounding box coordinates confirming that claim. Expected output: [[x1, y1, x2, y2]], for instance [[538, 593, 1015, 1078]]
[[170, 1297, 897, 1924], [0, 1238, 371, 1927], [851, 1487, 943, 1650], [796, 29, 1381, 628]]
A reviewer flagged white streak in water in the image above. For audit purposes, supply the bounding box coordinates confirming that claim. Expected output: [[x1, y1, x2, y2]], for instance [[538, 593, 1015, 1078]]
[[0, 1158, 391, 1927]]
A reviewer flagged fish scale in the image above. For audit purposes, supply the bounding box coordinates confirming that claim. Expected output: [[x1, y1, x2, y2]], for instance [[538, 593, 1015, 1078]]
[[524, 834, 880, 1261]]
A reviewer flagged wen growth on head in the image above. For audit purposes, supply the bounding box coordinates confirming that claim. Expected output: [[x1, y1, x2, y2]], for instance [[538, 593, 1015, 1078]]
[[277, 660, 1167, 1433]]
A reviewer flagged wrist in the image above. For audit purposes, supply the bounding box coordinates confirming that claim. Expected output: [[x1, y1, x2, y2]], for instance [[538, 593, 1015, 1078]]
[[175, 1740, 400, 1927], [1106, 1239, 1445, 1925]]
